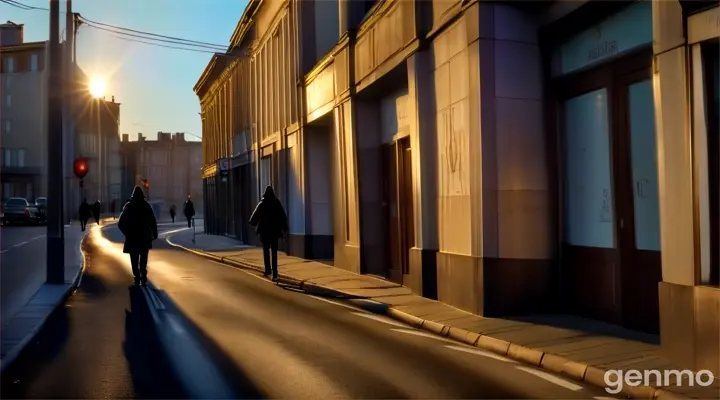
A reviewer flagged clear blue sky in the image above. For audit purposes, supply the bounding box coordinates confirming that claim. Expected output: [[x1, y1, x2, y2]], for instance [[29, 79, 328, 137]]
[[1, 0, 248, 141]]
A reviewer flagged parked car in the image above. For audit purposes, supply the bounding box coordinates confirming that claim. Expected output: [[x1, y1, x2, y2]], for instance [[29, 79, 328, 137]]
[[35, 197, 47, 224], [2, 197, 43, 225]]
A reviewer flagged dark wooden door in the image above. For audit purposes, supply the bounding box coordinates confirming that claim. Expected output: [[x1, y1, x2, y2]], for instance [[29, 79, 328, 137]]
[[382, 142, 403, 283], [615, 70, 662, 333], [398, 137, 414, 275]]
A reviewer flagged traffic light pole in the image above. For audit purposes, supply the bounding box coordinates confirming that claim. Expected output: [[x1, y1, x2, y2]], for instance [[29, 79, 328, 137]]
[[46, 0, 65, 284]]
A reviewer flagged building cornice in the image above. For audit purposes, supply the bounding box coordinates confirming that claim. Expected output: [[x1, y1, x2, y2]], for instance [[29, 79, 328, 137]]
[[0, 40, 46, 53]]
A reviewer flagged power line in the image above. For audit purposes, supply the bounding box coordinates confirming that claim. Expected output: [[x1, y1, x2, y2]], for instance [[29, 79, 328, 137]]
[[110, 35, 221, 55], [77, 15, 226, 49], [81, 21, 226, 51], [0, 0, 46, 11], [2, 1, 228, 51]]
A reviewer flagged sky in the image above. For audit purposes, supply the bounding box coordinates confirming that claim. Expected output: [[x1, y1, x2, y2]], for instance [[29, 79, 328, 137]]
[[1, 0, 249, 141]]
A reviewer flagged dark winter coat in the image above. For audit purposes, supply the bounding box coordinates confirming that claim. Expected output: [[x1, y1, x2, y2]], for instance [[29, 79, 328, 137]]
[[118, 186, 158, 254], [183, 200, 195, 218], [249, 186, 288, 243], [92, 201, 101, 220], [78, 202, 91, 221]]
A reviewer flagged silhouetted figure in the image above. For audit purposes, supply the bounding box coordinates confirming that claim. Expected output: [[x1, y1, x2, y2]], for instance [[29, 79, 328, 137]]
[[249, 186, 288, 282], [169, 204, 176, 223], [78, 199, 91, 231], [110, 200, 117, 220], [92, 200, 101, 225], [118, 186, 158, 286], [183, 197, 195, 228]]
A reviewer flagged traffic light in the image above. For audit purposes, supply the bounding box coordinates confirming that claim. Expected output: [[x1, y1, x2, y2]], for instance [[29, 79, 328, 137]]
[[142, 178, 149, 190], [73, 158, 88, 179]]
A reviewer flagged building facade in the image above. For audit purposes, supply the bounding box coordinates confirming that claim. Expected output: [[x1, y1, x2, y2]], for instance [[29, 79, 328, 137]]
[[0, 22, 48, 202], [120, 132, 203, 217], [195, 0, 719, 375]]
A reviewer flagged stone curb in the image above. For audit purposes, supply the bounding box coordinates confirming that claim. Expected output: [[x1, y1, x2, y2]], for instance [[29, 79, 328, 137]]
[[165, 238, 692, 400], [0, 233, 89, 374]]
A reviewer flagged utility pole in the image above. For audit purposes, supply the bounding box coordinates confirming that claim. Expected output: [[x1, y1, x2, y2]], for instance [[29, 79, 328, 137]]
[[63, 0, 75, 223], [47, 0, 65, 284]]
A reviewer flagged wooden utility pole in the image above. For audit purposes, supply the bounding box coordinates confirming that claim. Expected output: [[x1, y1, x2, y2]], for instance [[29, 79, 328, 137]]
[[46, 0, 65, 284]]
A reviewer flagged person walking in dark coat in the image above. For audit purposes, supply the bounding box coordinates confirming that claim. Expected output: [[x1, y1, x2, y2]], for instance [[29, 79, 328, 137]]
[[183, 197, 195, 228], [249, 186, 288, 281], [78, 199, 91, 232], [92, 200, 101, 225], [169, 204, 176, 223], [118, 186, 158, 286]]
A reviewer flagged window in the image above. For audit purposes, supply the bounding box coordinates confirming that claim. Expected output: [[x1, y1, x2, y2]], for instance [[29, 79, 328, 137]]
[[30, 54, 38, 72], [3, 119, 10, 134], [4, 56, 14, 73], [3, 148, 12, 167], [702, 40, 719, 285], [5, 95, 11, 107], [17, 149, 25, 167]]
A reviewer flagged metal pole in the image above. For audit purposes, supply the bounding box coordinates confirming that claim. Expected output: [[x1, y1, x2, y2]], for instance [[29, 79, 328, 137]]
[[63, 0, 74, 224], [47, 0, 65, 284]]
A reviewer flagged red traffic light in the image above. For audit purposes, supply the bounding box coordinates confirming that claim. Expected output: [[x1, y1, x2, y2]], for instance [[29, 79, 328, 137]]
[[144, 182, 149, 189], [73, 158, 88, 178], [141, 177, 149, 189]]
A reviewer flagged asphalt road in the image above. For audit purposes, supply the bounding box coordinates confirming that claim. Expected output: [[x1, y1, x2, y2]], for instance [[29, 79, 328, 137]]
[[1, 222, 618, 399], [0, 225, 49, 326]]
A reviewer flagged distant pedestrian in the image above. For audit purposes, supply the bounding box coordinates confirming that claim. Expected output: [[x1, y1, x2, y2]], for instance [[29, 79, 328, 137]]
[[169, 204, 176, 223], [110, 200, 117, 220], [78, 199, 91, 231], [92, 200, 101, 225], [118, 186, 158, 286], [249, 185, 288, 282], [183, 196, 195, 228]]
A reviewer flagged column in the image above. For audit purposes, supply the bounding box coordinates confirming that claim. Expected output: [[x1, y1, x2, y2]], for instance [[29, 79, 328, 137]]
[[653, 0, 720, 376], [406, 49, 439, 298]]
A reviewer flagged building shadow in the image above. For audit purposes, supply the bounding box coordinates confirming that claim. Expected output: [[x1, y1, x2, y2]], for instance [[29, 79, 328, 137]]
[[505, 314, 660, 345], [130, 285, 266, 399]]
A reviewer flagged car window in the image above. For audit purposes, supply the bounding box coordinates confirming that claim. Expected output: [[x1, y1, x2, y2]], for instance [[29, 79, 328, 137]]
[[36, 198, 47, 205], [5, 198, 28, 207]]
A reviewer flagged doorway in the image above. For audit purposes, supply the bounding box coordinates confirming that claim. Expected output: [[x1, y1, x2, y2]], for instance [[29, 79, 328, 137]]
[[382, 136, 414, 284], [559, 49, 661, 333]]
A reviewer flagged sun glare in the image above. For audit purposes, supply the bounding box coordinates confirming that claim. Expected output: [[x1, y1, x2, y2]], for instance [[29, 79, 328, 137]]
[[89, 77, 106, 98]]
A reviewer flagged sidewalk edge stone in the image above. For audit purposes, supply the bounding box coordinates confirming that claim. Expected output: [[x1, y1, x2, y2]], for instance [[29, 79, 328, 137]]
[[0, 233, 89, 374]]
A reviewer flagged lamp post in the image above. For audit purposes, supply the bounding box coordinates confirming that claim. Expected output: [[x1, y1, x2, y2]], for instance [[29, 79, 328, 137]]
[[46, 0, 65, 284]]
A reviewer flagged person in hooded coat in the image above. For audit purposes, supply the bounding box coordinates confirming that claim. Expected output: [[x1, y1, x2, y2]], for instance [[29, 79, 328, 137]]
[[249, 185, 288, 281], [118, 186, 158, 286], [78, 199, 91, 231]]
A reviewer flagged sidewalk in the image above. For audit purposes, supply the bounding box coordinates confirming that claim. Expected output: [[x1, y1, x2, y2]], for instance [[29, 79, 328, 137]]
[[167, 231, 719, 400], [0, 221, 112, 372]]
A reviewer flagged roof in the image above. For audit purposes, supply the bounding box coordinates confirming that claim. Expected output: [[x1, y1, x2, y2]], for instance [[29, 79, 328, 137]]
[[0, 40, 45, 53], [193, 0, 261, 98], [193, 53, 229, 98]]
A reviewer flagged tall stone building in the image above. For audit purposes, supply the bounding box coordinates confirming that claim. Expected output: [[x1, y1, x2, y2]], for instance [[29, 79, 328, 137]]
[[195, 0, 720, 375], [120, 132, 202, 217]]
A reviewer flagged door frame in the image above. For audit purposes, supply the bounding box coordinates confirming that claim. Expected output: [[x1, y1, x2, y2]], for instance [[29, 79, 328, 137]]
[[553, 47, 655, 327]]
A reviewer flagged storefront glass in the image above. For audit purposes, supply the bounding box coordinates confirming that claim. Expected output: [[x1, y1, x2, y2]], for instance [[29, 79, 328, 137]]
[[563, 88, 614, 248], [628, 79, 661, 251], [701, 40, 719, 285]]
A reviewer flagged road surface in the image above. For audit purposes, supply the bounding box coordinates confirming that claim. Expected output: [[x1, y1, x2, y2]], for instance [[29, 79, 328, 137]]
[[1, 226, 50, 326], [1, 222, 617, 399]]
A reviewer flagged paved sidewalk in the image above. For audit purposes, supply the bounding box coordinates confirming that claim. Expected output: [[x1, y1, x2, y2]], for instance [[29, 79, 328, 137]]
[[167, 231, 719, 400], [0, 221, 112, 372]]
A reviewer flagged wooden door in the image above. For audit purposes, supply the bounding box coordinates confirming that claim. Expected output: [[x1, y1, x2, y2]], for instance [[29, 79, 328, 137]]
[[382, 142, 403, 283], [398, 137, 414, 275], [615, 71, 662, 333]]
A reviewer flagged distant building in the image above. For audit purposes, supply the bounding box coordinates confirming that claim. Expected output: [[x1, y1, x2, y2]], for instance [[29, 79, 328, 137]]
[[74, 93, 123, 212], [120, 132, 202, 217], [0, 21, 48, 202]]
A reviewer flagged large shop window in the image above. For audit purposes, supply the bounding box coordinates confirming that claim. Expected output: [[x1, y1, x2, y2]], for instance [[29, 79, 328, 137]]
[[702, 40, 719, 285], [563, 89, 614, 248], [260, 155, 273, 191]]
